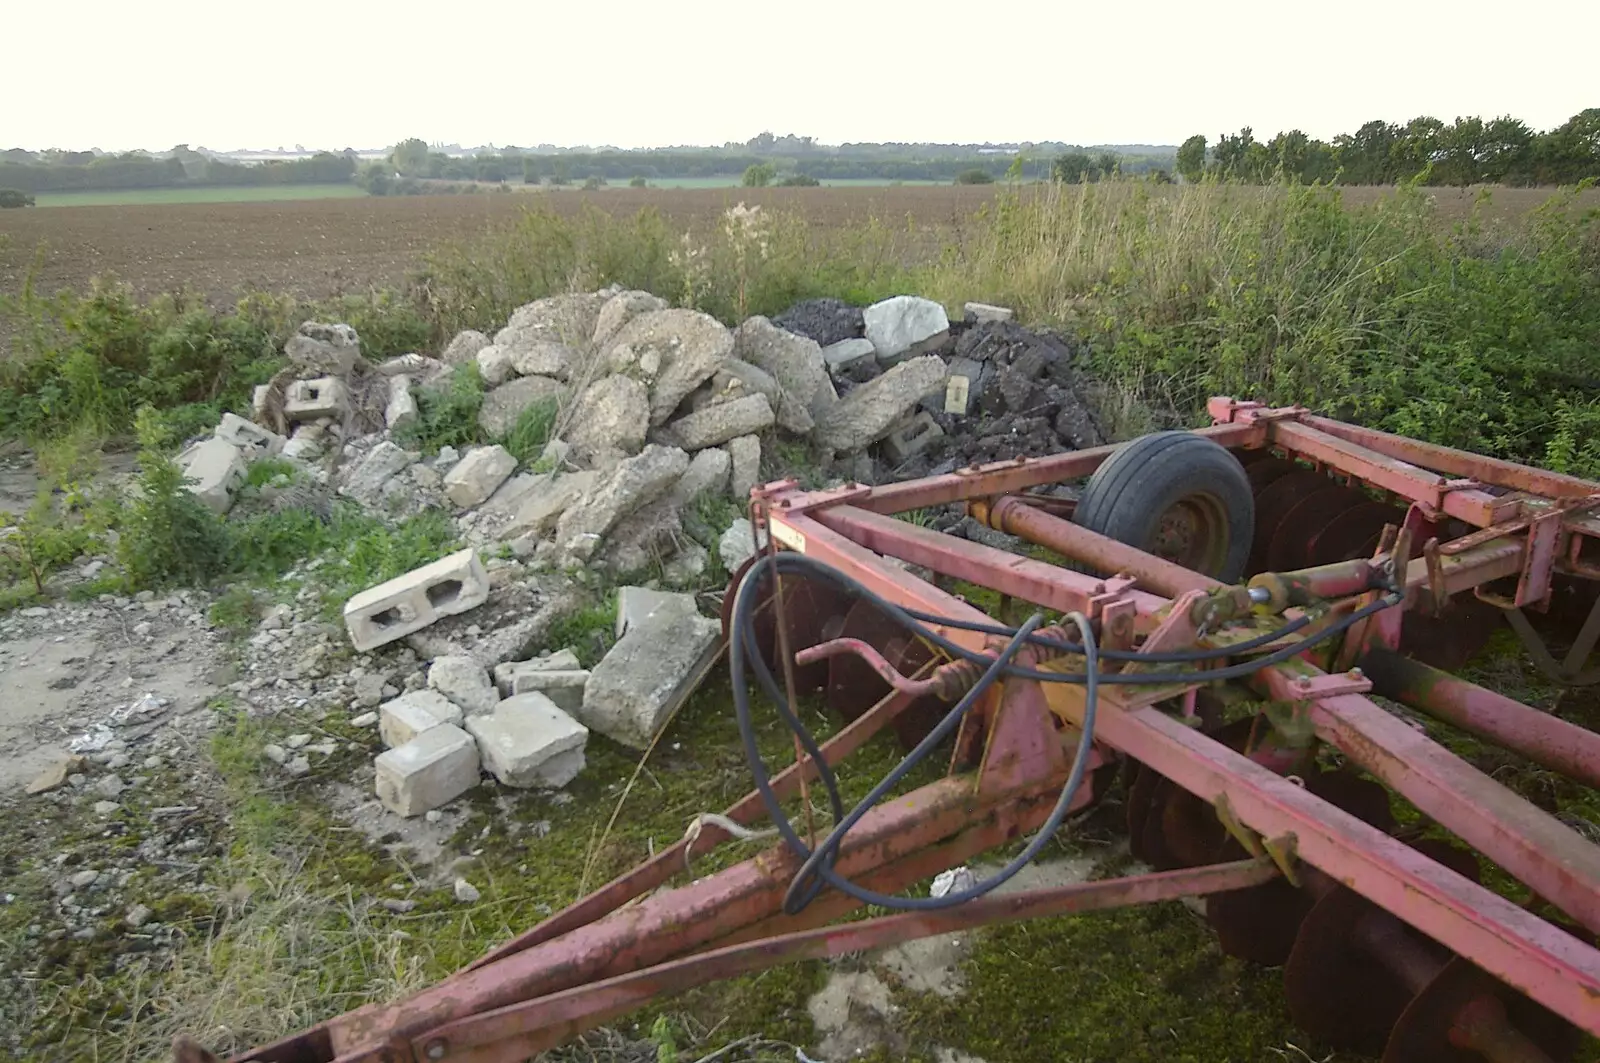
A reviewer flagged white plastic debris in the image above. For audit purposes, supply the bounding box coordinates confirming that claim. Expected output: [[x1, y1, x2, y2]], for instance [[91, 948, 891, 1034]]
[[930, 866, 977, 899]]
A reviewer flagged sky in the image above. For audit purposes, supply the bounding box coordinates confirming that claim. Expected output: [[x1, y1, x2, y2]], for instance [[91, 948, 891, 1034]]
[[10, 0, 1598, 152]]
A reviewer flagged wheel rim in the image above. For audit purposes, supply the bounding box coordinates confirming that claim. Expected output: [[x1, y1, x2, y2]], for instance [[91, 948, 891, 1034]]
[[1149, 491, 1231, 576]]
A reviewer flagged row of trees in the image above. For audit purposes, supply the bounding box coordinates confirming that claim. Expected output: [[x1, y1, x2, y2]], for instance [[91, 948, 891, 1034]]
[[0, 150, 357, 193], [1175, 110, 1600, 186]]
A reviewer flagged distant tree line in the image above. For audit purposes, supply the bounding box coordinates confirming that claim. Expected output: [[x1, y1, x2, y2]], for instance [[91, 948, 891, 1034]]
[[1174, 109, 1600, 186], [0, 149, 357, 193]]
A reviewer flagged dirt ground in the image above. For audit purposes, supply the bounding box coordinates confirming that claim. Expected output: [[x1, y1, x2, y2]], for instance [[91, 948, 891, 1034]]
[[3, 184, 1590, 312]]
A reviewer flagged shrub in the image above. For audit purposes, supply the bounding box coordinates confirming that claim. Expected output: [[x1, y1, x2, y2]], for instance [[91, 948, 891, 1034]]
[[0, 188, 34, 208], [954, 169, 995, 185], [500, 398, 559, 466], [777, 174, 820, 187], [741, 163, 775, 188], [117, 407, 232, 587], [629, 175, 648, 188], [582, 175, 607, 190], [395, 363, 486, 454]]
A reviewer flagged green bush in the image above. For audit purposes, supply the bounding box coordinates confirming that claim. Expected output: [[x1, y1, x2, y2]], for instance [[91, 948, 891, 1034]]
[[0, 187, 34, 208], [741, 163, 775, 188], [954, 168, 995, 185], [396, 363, 486, 454], [117, 408, 232, 587], [777, 174, 820, 187], [500, 398, 560, 466]]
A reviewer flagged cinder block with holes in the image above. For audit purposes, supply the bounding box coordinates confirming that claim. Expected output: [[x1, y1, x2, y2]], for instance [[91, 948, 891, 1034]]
[[283, 376, 350, 422], [882, 411, 945, 465], [215, 412, 285, 459], [342, 548, 490, 651]]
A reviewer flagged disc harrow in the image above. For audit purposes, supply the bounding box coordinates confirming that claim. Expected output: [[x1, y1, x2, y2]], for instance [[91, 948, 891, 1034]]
[[195, 399, 1600, 1063]]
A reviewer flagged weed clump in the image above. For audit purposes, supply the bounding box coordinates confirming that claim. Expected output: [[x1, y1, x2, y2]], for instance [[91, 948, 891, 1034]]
[[117, 407, 232, 587]]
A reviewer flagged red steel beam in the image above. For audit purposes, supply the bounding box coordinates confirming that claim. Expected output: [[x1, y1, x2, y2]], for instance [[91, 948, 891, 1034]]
[[1040, 686, 1600, 1036], [850, 422, 1260, 515], [1268, 420, 1513, 527], [1359, 649, 1600, 790], [414, 860, 1278, 1063]]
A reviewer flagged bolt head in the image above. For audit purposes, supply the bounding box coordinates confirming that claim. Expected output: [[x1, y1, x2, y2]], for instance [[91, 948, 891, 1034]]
[[426, 1042, 447, 1061]]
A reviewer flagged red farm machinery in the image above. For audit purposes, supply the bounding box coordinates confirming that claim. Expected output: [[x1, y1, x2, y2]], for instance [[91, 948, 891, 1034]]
[[211, 398, 1600, 1063]]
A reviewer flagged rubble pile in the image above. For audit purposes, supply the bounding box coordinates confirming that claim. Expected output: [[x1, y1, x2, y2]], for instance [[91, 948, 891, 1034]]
[[151, 287, 1100, 817]]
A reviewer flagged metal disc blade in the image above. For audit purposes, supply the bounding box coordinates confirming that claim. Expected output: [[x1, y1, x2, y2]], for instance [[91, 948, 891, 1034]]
[[1249, 471, 1334, 575], [1265, 486, 1367, 572], [1307, 501, 1403, 566]]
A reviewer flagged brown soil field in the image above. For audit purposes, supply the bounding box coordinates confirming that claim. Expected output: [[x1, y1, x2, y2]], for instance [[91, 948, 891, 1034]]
[[1, 184, 1593, 308]]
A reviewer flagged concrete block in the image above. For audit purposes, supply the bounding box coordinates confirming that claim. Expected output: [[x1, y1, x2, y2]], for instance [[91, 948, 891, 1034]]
[[963, 301, 1014, 323], [385, 374, 418, 431], [493, 649, 582, 694], [178, 436, 248, 515], [506, 470, 597, 539], [340, 440, 415, 504], [615, 586, 700, 639], [666, 393, 775, 451], [464, 692, 588, 788], [215, 412, 285, 460], [428, 654, 500, 716], [580, 609, 722, 749], [251, 384, 272, 420], [378, 689, 464, 748], [863, 296, 950, 366], [883, 411, 945, 465], [822, 338, 878, 372], [719, 518, 758, 572], [343, 548, 490, 651], [283, 377, 350, 422], [374, 723, 480, 817], [728, 435, 761, 502], [444, 445, 517, 508], [495, 666, 590, 713]]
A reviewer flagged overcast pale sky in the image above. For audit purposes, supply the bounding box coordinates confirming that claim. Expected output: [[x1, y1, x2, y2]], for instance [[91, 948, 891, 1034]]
[[11, 0, 1597, 151]]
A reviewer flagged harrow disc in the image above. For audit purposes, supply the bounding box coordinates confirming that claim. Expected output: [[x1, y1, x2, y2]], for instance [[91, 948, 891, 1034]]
[[1248, 470, 1335, 574], [722, 556, 851, 695], [1307, 500, 1404, 565], [1381, 956, 1583, 1063], [1264, 485, 1369, 572], [825, 599, 950, 749]]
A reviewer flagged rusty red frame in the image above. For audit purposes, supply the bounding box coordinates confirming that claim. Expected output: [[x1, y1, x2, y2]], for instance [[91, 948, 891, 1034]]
[[224, 399, 1600, 1063]]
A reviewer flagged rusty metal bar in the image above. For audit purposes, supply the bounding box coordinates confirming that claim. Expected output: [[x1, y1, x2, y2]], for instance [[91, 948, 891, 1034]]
[[849, 422, 1260, 515], [409, 859, 1280, 1063], [1360, 649, 1600, 790], [802, 505, 1172, 626], [1039, 686, 1600, 1035], [1269, 420, 1512, 527], [971, 494, 1223, 597], [1298, 412, 1600, 500]]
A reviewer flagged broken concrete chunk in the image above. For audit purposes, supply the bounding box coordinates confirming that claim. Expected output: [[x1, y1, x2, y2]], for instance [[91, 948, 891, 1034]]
[[379, 689, 465, 748], [593, 289, 669, 349], [215, 412, 285, 459], [491, 667, 589, 713], [728, 435, 761, 501], [465, 692, 588, 788], [812, 356, 950, 453], [883, 411, 945, 465], [178, 437, 248, 515], [374, 723, 480, 817], [340, 440, 415, 504], [566, 374, 650, 465], [717, 357, 812, 434], [286, 321, 361, 375], [733, 315, 835, 422], [963, 301, 1015, 323], [864, 296, 950, 366], [580, 608, 721, 749], [283, 376, 350, 422], [614, 586, 701, 639], [507, 340, 577, 381], [667, 393, 775, 451], [385, 375, 418, 431], [822, 338, 878, 373], [499, 292, 606, 350], [493, 649, 583, 695], [343, 548, 490, 651], [478, 375, 566, 438], [252, 384, 273, 421], [668, 447, 731, 507], [719, 518, 759, 572], [476, 344, 514, 387], [554, 445, 689, 561], [442, 328, 492, 366], [376, 353, 449, 385], [600, 308, 733, 426], [428, 654, 500, 716], [444, 445, 517, 509], [506, 470, 599, 540], [25, 754, 85, 795]]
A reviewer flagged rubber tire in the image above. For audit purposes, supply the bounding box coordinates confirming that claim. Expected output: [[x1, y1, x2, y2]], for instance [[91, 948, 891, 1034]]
[[1073, 431, 1255, 582]]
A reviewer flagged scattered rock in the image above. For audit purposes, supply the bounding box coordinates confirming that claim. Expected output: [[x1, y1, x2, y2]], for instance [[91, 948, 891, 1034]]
[[285, 755, 311, 777], [476, 344, 514, 387], [92, 800, 121, 816], [506, 471, 599, 540], [601, 309, 734, 426], [813, 355, 950, 452], [554, 445, 689, 561], [963, 301, 1014, 323], [497, 292, 606, 351], [285, 321, 361, 376], [25, 754, 85, 795], [340, 441, 416, 505], [566, 375, 650, 465], [442, 329, 492, 366], [478, 376, 566, 437], [125, 903, 153, 929], [719, 518, 758, 572], [350, 711, 379, 728], [668, 447, 731, 507], [580, 603, 720, 749], [593, 289, 668, 349], [263, 744, 288, 764], [465, 692, 589, 788], [453, 877, 481, 903], [381, 897, 418, 913], [92, 774, 127, 799], [773, 297, 865, 347], [69, 869, 100, 889], [375, 724, 481, 817], [667, 393, 775, 451], [823, 338, 878, 373], [507, 341, 577, 381], [863, 295, 950, 366], [734, 316, 835, 422], [728, 435, 761, 501], [427, 655, 499, 716], [285, 733, 312, 750], [380, 689, 465, 748], [444, 445, 517, 508], [385, 375, 418, 431]]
